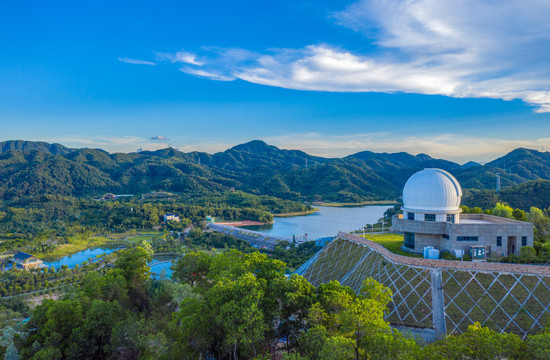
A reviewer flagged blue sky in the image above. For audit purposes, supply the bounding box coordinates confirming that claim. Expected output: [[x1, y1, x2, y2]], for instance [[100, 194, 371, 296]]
[[1, 0, 550, 163]]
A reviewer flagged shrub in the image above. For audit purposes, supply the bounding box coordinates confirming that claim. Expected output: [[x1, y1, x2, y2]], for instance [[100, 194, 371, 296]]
[[520, 246, 537, 263], [440, 251, 458, 261]]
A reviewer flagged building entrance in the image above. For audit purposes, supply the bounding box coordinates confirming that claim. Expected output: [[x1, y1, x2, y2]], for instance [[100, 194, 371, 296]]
[[507, 236, 516, 255]]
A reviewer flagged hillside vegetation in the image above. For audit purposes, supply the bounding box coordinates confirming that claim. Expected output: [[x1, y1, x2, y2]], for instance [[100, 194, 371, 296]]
[[1, 140, 550, 206]]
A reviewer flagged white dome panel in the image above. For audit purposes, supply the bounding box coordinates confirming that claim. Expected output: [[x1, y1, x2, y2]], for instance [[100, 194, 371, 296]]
[[403, 168, 462, 212]]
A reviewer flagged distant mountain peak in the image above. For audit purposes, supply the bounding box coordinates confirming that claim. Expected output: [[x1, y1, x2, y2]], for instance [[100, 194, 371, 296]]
[[462, 161, 481, 168], [230, 140, 275, 152], [415, 153, 433, 160]]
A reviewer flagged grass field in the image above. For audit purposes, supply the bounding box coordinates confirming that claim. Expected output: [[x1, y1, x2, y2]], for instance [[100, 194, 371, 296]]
[[35, 236, 110, 258], [106, 230, 163, 242], [36, 230, 164, 258], [359, 233, 423, 258], [128, 233, 162, 242]]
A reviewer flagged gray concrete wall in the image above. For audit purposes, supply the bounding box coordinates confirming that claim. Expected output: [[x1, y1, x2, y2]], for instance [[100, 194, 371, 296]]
[[392, 215, 534, 256]]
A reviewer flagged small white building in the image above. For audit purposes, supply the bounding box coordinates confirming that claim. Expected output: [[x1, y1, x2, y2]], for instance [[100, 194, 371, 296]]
[[164, 214, 180, 222]]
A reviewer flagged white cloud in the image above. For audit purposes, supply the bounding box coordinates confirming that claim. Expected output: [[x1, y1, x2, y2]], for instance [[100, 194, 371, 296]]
[[13, 133, 550, 163], [173, 51, 203, 65], [150, 136, 170, 141], [118, 57, 156, 66], [264, 132, 550, 163], [156, 50, 204, 65], [34, 135, 163, 153], [160, 0, 550, 112], [180, 67, 235, 81]]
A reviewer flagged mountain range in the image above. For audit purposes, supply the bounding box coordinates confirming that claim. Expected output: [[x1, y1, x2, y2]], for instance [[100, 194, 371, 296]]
[[0, 139, 549, 208]]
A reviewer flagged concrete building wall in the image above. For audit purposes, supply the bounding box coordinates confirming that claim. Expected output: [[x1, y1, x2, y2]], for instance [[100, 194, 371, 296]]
[[413, 233, 444, 251], [392, 214, 534, 257]]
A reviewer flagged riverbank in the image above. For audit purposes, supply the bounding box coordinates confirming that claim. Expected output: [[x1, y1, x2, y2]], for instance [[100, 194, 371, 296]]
[[33, 230, 163, 259], [273, 208, 319, 217], [314, 200, 397, 207], [216, 220, 269, 227], [35, 236, 112, 259]]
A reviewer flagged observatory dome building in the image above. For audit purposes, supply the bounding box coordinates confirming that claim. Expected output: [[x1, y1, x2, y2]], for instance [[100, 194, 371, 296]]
[[402, 168, 462, 222], [392, 168, 533, 258]]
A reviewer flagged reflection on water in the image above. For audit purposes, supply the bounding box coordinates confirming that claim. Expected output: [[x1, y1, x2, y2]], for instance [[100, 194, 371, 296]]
[[43, 245, 123, 269], [36, 205, 390, 276], [150, 261, 174, 279], [42, 245, 175, 279], [242, 205, 392, 240]]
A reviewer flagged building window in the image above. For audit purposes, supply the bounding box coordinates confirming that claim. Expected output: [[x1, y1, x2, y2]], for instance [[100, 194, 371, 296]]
[[522, 236, 527, 246], [457, 236, 478, 241], [496, 236, 502, 247], [407, 212, 415, 220], [404, 232, 415, 249], [442, 234, 449, 239], [425, 214, 436, 222], [446, 214, 455, 223]]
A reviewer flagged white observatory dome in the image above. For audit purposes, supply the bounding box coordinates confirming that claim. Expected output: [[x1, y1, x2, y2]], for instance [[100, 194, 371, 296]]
[[402, 168, 462, 212]]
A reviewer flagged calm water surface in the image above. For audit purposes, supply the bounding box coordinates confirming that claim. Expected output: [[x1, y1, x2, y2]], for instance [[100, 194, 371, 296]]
[[243, 205, 392, 240], [43, 245, 122, 269], [40, 205, 391, 272], [150, 261, 174, 278]]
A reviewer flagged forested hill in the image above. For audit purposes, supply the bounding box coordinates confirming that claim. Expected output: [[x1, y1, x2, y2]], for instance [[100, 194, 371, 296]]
[[456, 148, 550, 189], [0, 140, 74, 155], [1, 140, 550, 204]]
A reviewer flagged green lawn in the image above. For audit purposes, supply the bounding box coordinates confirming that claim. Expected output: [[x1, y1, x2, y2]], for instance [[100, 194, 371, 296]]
[[35, 236, 110, 258], [127, 233, 162, 242], [359, 233, 423, 258]]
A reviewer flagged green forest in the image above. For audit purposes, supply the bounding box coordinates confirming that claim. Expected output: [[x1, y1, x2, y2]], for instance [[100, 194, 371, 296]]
[[2, 140, 550, 205], [1, 247, 549, 360], [1, 140, 550, 359]]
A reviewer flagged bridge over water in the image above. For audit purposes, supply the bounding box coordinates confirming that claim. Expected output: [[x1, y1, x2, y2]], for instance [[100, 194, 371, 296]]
[[207, 223, 290, 250]]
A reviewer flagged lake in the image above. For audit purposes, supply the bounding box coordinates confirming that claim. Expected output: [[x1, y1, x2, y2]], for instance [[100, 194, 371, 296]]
[[39, 204, 391, 272], [150, 261, 174, 278], [243, 205, 392, 240], [43, 245, 174, 278], [43, 245, 123, 269]]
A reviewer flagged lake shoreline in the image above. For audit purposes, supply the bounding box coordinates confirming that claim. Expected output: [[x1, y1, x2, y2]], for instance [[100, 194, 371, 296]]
[[216, 220, 269, 227], [313, 201, 397, 207], [35, 237, 112, 259], [243, 204, 393, 240], [273, 208, 320, 217]]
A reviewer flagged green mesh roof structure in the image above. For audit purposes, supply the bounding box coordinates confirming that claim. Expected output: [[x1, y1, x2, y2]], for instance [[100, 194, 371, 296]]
[[296, 232, 550, 338]]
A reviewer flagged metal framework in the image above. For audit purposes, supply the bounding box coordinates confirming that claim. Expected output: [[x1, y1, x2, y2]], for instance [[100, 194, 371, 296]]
[[297, 234, 550, 339]]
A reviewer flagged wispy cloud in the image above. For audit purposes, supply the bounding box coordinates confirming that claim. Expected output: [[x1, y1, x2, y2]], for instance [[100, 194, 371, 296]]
[[174, 51, 203, 65], [265, 132, 550, 163], [34, 135, 163, 153], [155, 50, 203, 65], [180, 67, 235, 81], [13, 133, 550, 162], [150, 136, 170, 141], [118, 57, 156, 66], [158, 0, 550, 112]]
